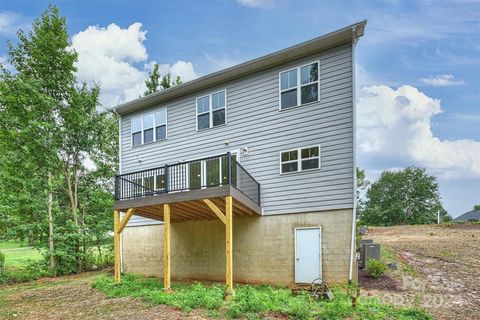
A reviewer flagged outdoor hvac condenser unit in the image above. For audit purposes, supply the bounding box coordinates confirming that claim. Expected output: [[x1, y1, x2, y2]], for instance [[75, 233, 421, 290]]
[[359, 239, 373, 247], [360, 243, 381, 269], [358, 239, 373, 268]]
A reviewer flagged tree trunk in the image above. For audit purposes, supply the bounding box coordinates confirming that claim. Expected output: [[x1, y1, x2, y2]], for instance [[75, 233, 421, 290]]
[[28, 229, 34, 246], [64, 164, 81, 272], [96, 237, 102, 264], [47, 171, 55, 273]]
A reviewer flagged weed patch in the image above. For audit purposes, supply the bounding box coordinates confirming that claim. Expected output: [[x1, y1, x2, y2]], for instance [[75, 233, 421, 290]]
[[92, 274, 431, 319]]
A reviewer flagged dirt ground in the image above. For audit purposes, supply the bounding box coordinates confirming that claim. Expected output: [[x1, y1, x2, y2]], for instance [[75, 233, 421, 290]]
[[0, 272, 209, 320], [2, 224, 479, 320], [361, 223, 480, 320]]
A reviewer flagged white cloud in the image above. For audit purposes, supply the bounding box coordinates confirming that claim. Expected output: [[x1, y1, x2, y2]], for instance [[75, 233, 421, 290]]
[[0, 11, 28, 35], [156, 61, 197, 83], [357, 85, 480, 179], [71, 23, 198, 108], [71, 23, 148, 107], [420, 74, 465, 86], [237, 0, 278, 9]]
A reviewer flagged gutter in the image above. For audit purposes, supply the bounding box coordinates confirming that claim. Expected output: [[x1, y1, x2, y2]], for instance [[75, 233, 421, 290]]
[[111, 20, 367, 116]]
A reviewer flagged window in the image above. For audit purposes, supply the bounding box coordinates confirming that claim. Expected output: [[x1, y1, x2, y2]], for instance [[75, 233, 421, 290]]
[[280, 146, 320, 174], [280, 62, 319, 109], [131, 108, 168, 146], [155, 110, 167, 140], [131, 117, 142, 146], [197, 96, 210, 130], [143, 114, 154, 144], [196, 90, 226, 130]]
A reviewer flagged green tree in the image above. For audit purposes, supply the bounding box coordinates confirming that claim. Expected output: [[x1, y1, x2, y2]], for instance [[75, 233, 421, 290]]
[[0, 5, 118, 275], [474, 204, 480, 211], [144, 63, 161, 96], [356, 167, 369, 216], [1, 5, 78, 272], [0, 67, 62, 271], [160, 73, 171, 90], [361, 167, 447, 226], [143, 63, 182, 96]]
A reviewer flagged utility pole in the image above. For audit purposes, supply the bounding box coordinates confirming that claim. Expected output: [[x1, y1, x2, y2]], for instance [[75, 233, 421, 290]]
[[437, 210, 440, 224]]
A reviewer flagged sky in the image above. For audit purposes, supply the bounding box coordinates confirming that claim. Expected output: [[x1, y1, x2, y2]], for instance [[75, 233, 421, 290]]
[[0, 0, 479, 217]]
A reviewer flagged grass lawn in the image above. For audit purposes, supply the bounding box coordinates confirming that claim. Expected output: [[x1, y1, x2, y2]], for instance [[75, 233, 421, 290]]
[[0, 240, 43, 268], [93, 274, 431, 319]]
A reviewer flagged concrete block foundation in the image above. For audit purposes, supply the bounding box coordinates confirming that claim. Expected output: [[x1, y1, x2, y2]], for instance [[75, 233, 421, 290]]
[[121, 209, 353, 285]]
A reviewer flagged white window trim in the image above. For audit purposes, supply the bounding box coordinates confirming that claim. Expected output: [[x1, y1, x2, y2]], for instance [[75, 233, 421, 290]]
[[279, 145, 321, 175], [196, 89, 227, 131], [131, 108, 168, 147], [278, 61, 320, 110]]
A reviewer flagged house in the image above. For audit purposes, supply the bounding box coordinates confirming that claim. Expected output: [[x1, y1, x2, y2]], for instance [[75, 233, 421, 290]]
[[111, 21, 367, 296], [454, 209, 480, 222]]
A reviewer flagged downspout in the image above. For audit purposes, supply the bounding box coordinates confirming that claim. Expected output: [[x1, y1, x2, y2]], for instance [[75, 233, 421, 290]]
[[111, 108, 124, 273], [348, 27, 359, 284]]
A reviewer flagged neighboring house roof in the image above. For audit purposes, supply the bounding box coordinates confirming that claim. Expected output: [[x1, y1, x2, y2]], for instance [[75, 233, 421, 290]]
[[454, 210, 480, 221], [112, 20, 367, 116]]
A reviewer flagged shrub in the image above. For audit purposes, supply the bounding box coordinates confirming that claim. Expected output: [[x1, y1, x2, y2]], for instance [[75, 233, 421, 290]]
[[85, 247, 114, 270], [366, 259, 387, 278]]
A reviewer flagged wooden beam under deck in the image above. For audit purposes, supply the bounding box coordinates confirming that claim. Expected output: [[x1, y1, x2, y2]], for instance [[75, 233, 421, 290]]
[[115, 185, 261, 223], [114, 185, 261, 221]]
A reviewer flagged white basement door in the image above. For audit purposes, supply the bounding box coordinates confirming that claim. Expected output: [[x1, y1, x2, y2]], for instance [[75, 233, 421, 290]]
[[295, 227, 322, 283]]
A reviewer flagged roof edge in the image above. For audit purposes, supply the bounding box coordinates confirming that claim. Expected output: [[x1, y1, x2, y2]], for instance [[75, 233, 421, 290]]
[[112, 20, 367, 116]]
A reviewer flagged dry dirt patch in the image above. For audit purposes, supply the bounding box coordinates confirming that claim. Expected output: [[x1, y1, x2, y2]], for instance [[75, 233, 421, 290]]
[[361, 224, 480, 320], [0, 272, 208, 320]]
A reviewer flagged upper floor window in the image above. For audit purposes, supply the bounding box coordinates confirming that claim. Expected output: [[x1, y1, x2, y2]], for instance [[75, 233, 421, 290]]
[[155, 110, 167, 140], [280, 145, 320, 174], [280, 61, 319, 110], [196, 90, 226, 130], [131, 108, 167, 146]]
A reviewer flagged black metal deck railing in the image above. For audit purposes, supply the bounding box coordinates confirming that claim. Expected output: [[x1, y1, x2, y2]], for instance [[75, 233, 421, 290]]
[[114, 152, 260, 205]]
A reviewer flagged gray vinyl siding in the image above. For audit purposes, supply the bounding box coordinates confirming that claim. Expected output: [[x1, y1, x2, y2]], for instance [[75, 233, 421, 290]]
[[122, 215, 162, 227], [120, 42, 354, 216]]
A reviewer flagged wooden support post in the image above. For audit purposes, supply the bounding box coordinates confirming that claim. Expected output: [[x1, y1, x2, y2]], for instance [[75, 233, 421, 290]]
[[114, 209, 121, 282], [225, 196, 234, 298], [163, 203, 172, 291]]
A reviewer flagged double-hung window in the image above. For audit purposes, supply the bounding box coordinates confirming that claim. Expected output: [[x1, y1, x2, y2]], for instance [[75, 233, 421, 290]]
[[143, 114, 154, 144], [131, 118, 142, 146], [131, 108, 168, 146], [280, 145, 320, 174], [280, 61, 319, 109], [155, 109, 167, 140], [196, 90, 226, 130]]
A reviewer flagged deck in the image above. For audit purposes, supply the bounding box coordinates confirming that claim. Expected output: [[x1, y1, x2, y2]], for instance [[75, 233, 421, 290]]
[[113, 153, 262, 221], [112, 152, 261, 295]]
